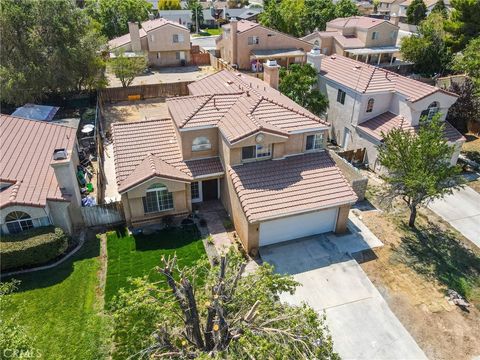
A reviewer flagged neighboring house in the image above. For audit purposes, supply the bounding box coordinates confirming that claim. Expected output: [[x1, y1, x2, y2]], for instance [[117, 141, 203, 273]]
[[398, 0, 451, 19], [216, 19, 313, 70], [302, 16, 400, 66], [0, 115, 83, 235], [378, 0, 403, 15], [357, 1, 375, 15], [158, 10, 193, 28], [108, 18, 191, 67], [112, 66, 357, 254], [203, 7, 263, 27], [307, 51, 465, 170]]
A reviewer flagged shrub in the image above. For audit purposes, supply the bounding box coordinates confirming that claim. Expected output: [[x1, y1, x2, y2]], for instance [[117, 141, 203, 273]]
[[0, 227, 69, 271]]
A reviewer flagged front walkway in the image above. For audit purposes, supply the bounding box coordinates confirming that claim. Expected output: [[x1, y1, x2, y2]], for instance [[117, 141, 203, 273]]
[[196, 201, 232, 256]]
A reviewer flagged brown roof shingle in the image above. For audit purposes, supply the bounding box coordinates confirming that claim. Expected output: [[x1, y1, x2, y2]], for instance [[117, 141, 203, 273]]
[[228, 152, 358, 223], [0, 115, 76, 209], [357, 111, 466, 142]]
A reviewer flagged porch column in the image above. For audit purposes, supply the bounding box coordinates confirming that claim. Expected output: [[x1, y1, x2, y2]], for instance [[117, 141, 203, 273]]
[[390, 55, 394, 65], [355, 54, 359, 61], [256, 58, 259, 73], [286, 57, 290, 69], [365, 55, 369, 63], [377, 53, 382, 65]]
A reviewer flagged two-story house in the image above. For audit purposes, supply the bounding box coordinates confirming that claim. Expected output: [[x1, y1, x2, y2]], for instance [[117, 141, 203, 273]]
[[377, 0, 404, 15], [398, 0, 451, 19], [108, 18, 191, 67], [306, 50, 465, 170], [112, 65, 357, 255], [0, 115, 83, 235], [216, 19, 313, 70], [302, 16, 400, 66]]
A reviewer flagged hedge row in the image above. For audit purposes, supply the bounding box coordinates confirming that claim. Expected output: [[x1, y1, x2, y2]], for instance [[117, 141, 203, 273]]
[[1, 226, 69, 271]]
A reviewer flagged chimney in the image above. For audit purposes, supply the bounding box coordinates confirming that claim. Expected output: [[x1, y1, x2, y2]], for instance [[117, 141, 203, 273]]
[[390, 13, 399, 26], [230, 17, 238, 67], [50, 148, 82, 208], [307, 47, 324, 73], [128, 21, 141, 52], [263, 59, 280, 90]]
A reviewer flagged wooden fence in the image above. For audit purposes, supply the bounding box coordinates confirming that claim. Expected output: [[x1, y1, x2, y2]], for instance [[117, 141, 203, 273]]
[[81, 202, 125, 227], [100, 82, 192, 103], [191, 52, 211, 66]]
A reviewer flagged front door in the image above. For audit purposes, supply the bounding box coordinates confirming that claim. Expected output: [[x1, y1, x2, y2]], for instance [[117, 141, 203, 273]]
[[202, 179, 218, 201]]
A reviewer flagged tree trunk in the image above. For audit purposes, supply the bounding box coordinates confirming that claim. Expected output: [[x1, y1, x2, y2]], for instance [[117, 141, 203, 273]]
[[408, 205, 417, 228]]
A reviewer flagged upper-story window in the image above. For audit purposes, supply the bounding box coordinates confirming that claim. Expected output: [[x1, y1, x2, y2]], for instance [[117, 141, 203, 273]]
[[337, 89, 346, 105], [386, 3, 390, 8], [173, 34, 184, 43], [242, 144, 272, 161], [150, 34, 155, 42], [306, 133, 324, 151], [366, 98, 375, 113], [314, 40, 320, 46], [371, 32, 379, 40], [143, 183, 173, 213], [248, 36, 259, 45], [192, 136, 211, 151], [390, 30, 397, 39], [421, 101, 440, 121]]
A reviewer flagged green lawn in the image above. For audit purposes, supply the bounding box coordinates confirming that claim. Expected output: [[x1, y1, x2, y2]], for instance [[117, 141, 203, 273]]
[[192, 27, 222, 37], [2, 236, 109, 360], [105, 226, 206, 303]]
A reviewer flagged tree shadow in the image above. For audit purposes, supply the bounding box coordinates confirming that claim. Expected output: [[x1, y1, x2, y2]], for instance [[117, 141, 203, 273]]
[[133, 226, 201, 252], [396, 223, 480, 300]]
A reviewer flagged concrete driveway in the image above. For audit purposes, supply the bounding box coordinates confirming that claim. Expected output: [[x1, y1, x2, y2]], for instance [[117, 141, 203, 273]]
[[260, 233, 427, 360], [428, 186, 480, 248]]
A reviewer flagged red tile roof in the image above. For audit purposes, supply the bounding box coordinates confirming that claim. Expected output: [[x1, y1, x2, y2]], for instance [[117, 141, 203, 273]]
[[357, 111, 466, 142], [0, 115, 76, 209], [112, 119, 224, 192], [228, 152, 358, 222], [320, 55, 457, 102], [174, 70, 329, 143]]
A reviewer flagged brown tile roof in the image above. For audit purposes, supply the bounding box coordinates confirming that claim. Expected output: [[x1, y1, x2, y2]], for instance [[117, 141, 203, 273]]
[[0, 114, 76, 209], [320, 55, 458, 102], [178, 70, 329, 143], [223, 19, 260, 33], [356, 111, 466, 142], [112, 118, 224, 192], [333, 34, 365, 48], [108, 29, 147, 49], [141, 18, 188, 32], [327, 16, 397, 30], [228, 152, 358, 223]]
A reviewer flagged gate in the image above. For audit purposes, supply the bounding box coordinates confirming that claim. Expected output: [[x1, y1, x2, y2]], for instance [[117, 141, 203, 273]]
[[81, 202, 125, 227]]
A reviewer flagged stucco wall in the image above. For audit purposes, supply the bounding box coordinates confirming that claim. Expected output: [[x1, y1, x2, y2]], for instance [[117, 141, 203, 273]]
[[147, 50, 191, 67], [362, 22, 398, 48], [48, 201, 74, 234], [181, 128, 219, 160], [335, 204, 351, 233], [146, 25, 190, 52], [329, 151, 368, 200], [122, 177, 190, 225]]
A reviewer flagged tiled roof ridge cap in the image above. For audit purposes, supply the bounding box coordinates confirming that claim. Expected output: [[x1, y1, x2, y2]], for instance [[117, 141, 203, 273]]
[[111, 117, 171, 128], [180, 94, 215, 127], [261, 96, 326, 125], [2, 114, 75, 131], [8, 181, 21, 201]]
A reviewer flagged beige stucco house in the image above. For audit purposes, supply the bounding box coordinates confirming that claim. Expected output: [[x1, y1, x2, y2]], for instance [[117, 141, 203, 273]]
[[112, 66, 357, 254], [0, 115, 83, 235], [215, 19, 313, 70], [307, 50, 465, 171], [302, 16, 400, 66], [108, 18, 191, 67]]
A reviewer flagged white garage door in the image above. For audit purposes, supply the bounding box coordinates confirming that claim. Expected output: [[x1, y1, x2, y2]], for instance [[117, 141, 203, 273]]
[[259, 208, 338, 247]]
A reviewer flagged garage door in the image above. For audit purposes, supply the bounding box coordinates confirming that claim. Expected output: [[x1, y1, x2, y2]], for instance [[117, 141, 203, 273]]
[[259, 207, 338, 247]]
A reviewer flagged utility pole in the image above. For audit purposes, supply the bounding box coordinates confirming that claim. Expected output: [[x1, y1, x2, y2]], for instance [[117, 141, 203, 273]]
[[196, 6, 199, 34]]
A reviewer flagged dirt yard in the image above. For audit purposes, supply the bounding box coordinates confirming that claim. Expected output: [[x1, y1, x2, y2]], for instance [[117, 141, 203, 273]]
[[357, 174, 480, 360], [102, 98, 170, 132], [106, 65, 216, 88]]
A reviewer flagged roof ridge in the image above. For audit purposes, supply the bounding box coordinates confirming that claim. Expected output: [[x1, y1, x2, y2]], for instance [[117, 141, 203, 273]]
[[8, 181, 21, 201], [180, 94, 215, 128], [1, 114, 76, 131], [260, 97, 326, 125], [111, 117, 171, 128]]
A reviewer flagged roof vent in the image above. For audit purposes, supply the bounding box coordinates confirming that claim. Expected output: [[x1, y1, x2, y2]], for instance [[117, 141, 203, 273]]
[[53, 148, 68, 160], [354, 65, 361, 70], [226, 80, 233, 85], [331, 55, 336, 59]]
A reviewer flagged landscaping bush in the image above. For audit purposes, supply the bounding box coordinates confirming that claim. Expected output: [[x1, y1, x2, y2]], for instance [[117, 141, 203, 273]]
[[0, 227, 69, 271]]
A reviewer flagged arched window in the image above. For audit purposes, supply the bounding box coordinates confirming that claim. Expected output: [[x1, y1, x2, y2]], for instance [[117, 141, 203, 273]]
[[421, 101, 440, 121], [5, 211, 33, 234], [192, 137, 211, 151], [142, 183, 174, 214], [366, 98, 375, 113]]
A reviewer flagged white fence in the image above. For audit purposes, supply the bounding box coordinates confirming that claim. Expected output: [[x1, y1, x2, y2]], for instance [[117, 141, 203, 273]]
[[81, 202, 124, 227]]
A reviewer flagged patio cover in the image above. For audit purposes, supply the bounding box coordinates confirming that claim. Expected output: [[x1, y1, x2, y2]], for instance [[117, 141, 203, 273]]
[[251, 48, 306, 60], [346, 46, 400, 55]]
